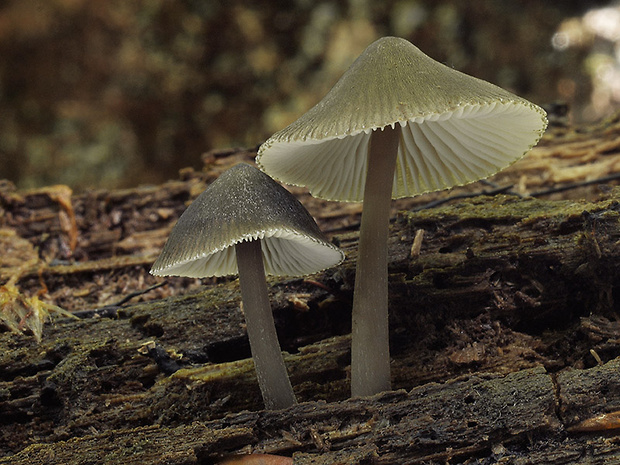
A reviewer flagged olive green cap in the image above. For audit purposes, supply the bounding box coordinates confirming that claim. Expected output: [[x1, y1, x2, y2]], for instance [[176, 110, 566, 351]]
[[257, 36, 548, 202], [151, 163, 344, 278]]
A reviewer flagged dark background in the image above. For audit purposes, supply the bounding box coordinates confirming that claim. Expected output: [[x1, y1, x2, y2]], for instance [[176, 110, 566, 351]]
[[0, 0, 618, 190]]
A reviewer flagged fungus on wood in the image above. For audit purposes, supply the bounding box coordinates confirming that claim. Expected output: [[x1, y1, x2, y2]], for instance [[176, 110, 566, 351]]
[[257, 36, 548, 398], [150, 163, 344, 410]]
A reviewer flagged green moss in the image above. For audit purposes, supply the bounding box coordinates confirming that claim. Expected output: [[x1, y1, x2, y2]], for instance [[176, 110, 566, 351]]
[[402, 194, 594, 225]]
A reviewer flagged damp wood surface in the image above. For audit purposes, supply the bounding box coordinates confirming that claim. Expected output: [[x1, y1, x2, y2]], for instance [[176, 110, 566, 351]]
[[1, 115, 620, 463], [2, 360, 620, 465]]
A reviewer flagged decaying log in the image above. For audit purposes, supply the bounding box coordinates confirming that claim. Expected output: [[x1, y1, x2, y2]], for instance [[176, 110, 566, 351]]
[[2, 116, 620, 463], [2, 359, 620, 464]]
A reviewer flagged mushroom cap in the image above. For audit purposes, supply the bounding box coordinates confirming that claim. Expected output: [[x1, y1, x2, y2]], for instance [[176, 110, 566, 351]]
[[257, 36, 548, 202], [151, 163, 344, 278]]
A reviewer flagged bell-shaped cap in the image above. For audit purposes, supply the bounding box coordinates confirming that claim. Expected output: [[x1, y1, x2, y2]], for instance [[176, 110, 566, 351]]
[[257, 36, 548, 202], [151, 163, 344, 278]]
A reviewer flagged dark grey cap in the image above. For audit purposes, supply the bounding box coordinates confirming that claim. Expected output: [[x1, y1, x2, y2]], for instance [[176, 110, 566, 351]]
[[151, 163, 344, 278]]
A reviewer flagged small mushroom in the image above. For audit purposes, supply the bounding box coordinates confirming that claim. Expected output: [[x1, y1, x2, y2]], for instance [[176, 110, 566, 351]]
[[257, 37, 547, 397], [151, 163, 344, 409]]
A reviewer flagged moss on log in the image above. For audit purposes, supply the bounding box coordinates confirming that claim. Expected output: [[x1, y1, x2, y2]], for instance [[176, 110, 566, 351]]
[[2, 359, 620, 464], [2, 116, 620, 463]]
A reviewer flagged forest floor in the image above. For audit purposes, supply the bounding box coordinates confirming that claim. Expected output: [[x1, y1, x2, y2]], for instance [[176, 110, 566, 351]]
[[1, 112, 620, 464]]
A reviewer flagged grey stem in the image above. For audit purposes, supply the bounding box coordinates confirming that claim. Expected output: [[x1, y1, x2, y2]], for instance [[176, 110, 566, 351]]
[[235, 239, 297, 410], [351, 124, 401, 397]]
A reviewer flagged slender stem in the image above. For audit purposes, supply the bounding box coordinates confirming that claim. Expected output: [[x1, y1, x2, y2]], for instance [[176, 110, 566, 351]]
[[351, 124, 401, 397], [235, 239, 296, 410]]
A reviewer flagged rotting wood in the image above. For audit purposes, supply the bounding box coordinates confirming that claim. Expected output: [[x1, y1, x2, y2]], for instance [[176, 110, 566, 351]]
[[2, 115, 620, 463], [0, 191, 619, 462], [2, 359, 620, 464]]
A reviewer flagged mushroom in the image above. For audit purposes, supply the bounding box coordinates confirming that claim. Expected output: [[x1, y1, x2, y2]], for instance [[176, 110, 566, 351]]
[[151, 163, 344, 409], [256, 36, 547, 397]]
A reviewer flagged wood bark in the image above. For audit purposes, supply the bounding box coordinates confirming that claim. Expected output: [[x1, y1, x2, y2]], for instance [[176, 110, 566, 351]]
[[1, 118, 620, 463], [2, 360, 620, 464]]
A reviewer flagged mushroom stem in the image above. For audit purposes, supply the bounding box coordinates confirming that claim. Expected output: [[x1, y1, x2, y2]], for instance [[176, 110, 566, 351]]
[[351, 123, 401, 397], [235, 239, 297, 410]]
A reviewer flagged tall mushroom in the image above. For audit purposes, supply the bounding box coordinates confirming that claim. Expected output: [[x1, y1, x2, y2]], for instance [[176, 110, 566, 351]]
[[151, 163, 344, 410], [256, 36, 548, 397]]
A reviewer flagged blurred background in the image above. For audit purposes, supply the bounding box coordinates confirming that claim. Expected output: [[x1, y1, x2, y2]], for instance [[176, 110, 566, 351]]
[[0, 0, 619, 191]]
